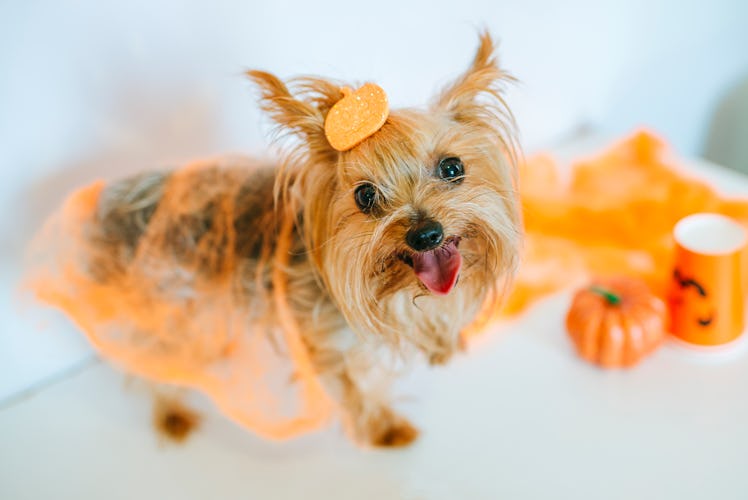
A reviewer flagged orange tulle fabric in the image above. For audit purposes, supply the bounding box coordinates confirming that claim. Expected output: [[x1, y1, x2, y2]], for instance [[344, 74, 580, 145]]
[[27, 164, 334, 439], [502, 130, 748, 318], [27, 130, 748, 438]]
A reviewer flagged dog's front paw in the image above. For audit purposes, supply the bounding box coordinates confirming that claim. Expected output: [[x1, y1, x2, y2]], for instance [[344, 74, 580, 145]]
[[425, 332, 464, 365], [427, 338, 460, 366], [371, 411, 419, 448], [355, 407, 419, 448], [428, 348, 455, 366], [373, 418, 419, 447]]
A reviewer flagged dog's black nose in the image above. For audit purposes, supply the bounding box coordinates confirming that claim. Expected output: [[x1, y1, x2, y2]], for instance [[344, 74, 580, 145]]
[[406, 220, 444, 251]]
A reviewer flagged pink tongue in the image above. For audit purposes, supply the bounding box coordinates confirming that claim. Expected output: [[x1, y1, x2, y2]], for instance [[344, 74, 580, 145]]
[[412, 241, 463, 295]]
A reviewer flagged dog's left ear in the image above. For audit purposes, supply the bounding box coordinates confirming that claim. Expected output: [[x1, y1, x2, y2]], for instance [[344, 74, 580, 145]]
[[433, 31, 514, 123], [247, 70, 342, 155]]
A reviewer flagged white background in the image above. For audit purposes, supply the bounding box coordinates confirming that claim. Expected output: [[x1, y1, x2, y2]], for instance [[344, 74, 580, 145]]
[[2, 2, 748, 499], [1, 0, 748, 247]]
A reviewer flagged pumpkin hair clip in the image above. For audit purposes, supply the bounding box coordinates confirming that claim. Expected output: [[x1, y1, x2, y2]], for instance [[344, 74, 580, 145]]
[[324, 83, 389, 152]]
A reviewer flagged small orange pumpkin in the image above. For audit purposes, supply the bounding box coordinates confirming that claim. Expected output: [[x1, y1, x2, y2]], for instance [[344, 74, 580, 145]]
[[565, 276, 667, 368]]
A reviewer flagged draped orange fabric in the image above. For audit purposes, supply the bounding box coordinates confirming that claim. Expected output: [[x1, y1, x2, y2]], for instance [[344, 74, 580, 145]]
[[27, 163, 334, 439], [502, 130, 748, 318], [27, 131, 748, 438]]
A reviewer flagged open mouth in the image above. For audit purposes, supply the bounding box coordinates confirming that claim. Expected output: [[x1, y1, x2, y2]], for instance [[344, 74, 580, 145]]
[[399, 237, 462, 295]]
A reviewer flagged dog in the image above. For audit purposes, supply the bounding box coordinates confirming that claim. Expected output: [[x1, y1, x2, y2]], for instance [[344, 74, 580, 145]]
[[33, 32, 521, 447]]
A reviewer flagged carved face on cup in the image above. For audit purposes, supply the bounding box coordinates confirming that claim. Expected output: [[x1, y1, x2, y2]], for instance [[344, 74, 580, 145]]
[[671, 268, 715, 329]]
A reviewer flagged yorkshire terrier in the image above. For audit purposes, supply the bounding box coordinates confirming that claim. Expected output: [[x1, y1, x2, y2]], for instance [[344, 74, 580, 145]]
[[35, 32, 520, 447]]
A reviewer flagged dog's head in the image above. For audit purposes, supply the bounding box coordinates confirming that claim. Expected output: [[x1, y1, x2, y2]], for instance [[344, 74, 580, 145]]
[[249, 32, 521, 339]]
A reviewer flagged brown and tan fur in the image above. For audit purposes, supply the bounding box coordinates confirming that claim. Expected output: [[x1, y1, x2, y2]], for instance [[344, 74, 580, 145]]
[[94, 32, 520, 447]]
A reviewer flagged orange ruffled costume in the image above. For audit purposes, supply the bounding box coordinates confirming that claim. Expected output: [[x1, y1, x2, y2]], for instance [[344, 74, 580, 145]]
[[28, 165, 333, 440], [28, 130, 748, 439]]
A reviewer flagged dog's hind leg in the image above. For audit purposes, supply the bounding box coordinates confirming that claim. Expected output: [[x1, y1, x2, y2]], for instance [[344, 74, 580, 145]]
[[150, 384, 201, 444]]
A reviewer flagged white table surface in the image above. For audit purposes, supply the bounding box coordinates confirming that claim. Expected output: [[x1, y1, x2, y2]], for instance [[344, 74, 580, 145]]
[[2, 136, 748, 500]]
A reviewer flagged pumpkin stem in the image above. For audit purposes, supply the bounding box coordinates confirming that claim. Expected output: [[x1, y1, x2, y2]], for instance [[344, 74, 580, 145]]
[[589, 286, 622, 306]]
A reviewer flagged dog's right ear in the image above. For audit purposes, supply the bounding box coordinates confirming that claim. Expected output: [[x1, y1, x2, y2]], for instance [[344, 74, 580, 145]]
[[247, 70, 343, 152], [432, 32, 513, 124]]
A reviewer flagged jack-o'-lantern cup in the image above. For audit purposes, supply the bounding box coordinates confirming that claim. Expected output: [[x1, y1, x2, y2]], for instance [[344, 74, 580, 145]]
[[669, 213, 747, 347]]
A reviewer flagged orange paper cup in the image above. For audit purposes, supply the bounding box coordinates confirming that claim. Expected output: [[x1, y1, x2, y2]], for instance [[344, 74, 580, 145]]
[[669, 213, 747, 347]]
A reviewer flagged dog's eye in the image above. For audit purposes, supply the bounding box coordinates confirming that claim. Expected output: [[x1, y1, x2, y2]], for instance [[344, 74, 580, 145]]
[[354, 183, 377, 213], [437, 157, 464, 183]]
